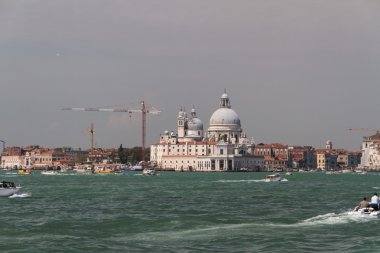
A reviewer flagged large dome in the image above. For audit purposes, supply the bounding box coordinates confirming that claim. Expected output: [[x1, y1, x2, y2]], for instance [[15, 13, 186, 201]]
[[208, 92, 242, 134], [209, 108, 241, 126]]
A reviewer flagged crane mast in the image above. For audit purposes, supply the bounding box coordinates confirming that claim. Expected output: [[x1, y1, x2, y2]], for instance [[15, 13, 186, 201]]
[[141, 101, 146, 166]]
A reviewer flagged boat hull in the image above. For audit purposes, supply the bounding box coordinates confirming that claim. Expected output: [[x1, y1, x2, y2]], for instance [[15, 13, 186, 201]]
[[142, 169, 156, 176], [349, 208, 380, 217], [0, 187, 20, 197]]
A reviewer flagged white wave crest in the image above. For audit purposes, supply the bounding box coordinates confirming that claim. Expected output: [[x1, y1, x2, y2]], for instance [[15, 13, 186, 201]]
[[9, 192, 32, 198]]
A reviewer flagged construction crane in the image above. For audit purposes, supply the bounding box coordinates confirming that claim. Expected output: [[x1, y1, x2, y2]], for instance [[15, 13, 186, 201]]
[[83, 123, 95, 151], [347, 128, 380, 132], [347, 128, 380, 135], [63, 101, 160, 167], [83, 123, 95, 161]]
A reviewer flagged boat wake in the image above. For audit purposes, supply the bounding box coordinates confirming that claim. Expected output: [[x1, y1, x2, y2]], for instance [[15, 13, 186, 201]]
[[217, 178, 288, 183], [278, 211, 375, 227], [9, 192, 32, 198], [217, 179, 265, 183]]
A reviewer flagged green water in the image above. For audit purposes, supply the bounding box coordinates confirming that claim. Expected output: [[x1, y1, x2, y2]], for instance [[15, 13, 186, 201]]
[[1, 171, 380, 252]]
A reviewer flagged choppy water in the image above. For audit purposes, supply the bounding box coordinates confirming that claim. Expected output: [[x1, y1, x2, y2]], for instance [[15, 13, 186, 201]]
[[1, 171, 380, 252]]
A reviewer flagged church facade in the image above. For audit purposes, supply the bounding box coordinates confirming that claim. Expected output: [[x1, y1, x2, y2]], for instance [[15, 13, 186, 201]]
[[150, 92, 264, 171]]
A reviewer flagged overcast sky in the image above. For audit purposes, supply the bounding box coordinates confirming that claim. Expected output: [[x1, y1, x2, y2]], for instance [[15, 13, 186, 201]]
[[1, 0, 379, 151]]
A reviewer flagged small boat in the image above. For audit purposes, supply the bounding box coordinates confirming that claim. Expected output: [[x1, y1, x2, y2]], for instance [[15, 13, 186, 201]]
[[94, 168, 113, 174], [18, 169, 31, 175], [264, 173, 284, 182], [142, 168, 156, 176], [285, 172, 292, 176], [41, 170, 59, 175], [0, 181, 21, 197], [349, 208, 380, 217]]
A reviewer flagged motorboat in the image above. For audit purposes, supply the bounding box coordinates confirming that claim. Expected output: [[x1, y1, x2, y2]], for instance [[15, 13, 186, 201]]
[[73, 165, 93, 174], [0, 181, 21, 197], [142, 168, 156, 176], [41, 170, 59, 175], [18, 169, 31, 175], [264, 173, 284, 182], [349, 208, 380, 217], [94, 167, 113, 174]]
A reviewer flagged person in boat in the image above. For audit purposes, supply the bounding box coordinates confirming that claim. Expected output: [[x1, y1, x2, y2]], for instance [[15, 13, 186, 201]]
[[370, 193, 379, 211], [355, 197, 370, 211]]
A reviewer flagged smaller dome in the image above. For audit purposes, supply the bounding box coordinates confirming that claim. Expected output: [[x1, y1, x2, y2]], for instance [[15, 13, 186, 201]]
[[188, 118, 203, 131]]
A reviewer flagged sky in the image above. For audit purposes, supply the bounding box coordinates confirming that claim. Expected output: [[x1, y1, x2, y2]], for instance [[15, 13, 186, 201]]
[[0, 0, 379, 151]]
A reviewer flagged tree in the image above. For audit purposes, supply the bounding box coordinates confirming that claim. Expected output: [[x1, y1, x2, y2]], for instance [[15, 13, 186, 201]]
[[118, 144, 128, 164]]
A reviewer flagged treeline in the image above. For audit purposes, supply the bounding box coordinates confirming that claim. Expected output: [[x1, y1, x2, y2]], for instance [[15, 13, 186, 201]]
[[118, 145, 150, 164]]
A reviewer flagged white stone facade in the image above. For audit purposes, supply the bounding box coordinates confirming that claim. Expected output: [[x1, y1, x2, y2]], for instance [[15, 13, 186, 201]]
[[1, 155, 23, 169], [150, 92, 264, 171], [360, 132, 380, 169]]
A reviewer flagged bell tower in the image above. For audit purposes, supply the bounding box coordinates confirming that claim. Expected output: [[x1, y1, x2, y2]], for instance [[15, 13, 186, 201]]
[[177, 108, 186, 138]]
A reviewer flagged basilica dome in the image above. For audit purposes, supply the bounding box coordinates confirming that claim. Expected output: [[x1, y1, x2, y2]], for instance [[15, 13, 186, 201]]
[[208, 92, 242, 133], [209, 108, 240, 126]]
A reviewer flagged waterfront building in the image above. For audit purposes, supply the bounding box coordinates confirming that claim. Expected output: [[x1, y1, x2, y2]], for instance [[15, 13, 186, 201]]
[[150, 92, 264, 171], [316, 140, 361, 170], [359, 131, 380, 170], [288, 146, 316, 169], [1, 147, 23, 169], [316, 149, 338, 170], [31, 148, 67, 168], [88, 148, 118, 164], [337, 151, 361, 168], [253, 143, 289, 171], [1, 146, 75, 169]]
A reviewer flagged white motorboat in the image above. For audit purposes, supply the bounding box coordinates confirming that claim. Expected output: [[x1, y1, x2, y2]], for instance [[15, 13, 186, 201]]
[[0, 181, 21, 197], [41, 170, 59, 175], [349, 208, 380, 217], [142, 168, 156, 176], [264, 173, 284, 182]]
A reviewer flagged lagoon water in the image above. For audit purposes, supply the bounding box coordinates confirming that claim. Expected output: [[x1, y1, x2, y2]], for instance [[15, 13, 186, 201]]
[[1, 171, 380, 252]]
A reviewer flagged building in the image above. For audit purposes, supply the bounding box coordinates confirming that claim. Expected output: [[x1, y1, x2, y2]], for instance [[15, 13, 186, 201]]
[[288, 146, 316, 169], [315, 140, 361, 170], [1, 146, 77, 169], [360, 131, 380, 170], [1, 147, 23, 169], [150, 92, 264, 171], [316, 149, 338, 170], [253, 143, 289, 171]]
